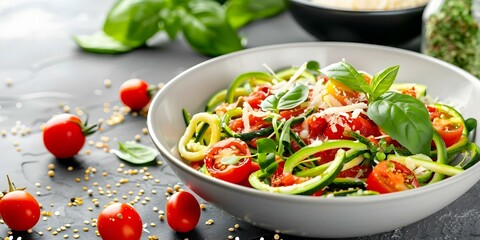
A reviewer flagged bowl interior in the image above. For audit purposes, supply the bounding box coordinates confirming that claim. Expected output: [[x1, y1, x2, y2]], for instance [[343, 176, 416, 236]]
[[147, 42, 480, 238]]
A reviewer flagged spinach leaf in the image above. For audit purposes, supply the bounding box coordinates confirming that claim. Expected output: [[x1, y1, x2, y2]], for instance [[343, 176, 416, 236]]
[[367, 92, 433, 155], [74, 32, 135, 54], [111, 141, 159, 164], [256, 138, 278, 178], [261, 84, 309, 112], [257, 138, 277, 153], [225, 0, 287, 29], [182, 0, 243, 56], [103, 0, 164, 47], [321, 61, 370, 93], [370, 65, 399, 100]]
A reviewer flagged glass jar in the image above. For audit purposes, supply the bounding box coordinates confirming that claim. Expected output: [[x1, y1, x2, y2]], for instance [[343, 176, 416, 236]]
[[422, 0, 480, 78]]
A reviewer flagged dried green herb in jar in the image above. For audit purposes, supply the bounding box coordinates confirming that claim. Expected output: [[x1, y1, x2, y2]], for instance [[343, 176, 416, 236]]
[[423, 0, 480, 78]]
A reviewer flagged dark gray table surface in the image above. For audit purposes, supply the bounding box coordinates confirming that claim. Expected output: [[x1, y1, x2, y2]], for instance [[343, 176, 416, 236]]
[[0, 0, 479, 239]]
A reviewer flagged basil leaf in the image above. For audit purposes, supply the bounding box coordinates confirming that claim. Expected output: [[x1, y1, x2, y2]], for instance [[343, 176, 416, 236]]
[[367, 92, 433, 155], [321, 61, 370, 93], [370, 65, 399, 100], [225, 0, 287, 29], [74, 32, 135, 54], [277, 84, 309, 110], [159, 6, 183, 40], [261, 94, 279, 112], [111, 141, 159, 164], [182, 0, 244, 56], [256, 138, 277, 153], [103, 0, 164, 47]]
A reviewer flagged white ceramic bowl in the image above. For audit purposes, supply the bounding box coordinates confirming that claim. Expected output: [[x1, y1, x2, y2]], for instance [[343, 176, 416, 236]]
[[147, 42, 480, 238]]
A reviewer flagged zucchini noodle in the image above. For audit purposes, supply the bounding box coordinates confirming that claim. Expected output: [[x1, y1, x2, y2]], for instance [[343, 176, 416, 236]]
[[178, 112, 221, 161]]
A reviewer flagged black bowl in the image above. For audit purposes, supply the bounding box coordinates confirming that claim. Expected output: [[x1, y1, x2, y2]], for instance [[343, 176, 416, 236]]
[[289, 0, 426, 46]]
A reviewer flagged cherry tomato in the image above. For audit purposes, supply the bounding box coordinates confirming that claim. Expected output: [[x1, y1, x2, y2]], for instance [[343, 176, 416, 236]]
[[0, 190, 40, 231], [42, 114, 91, 158], [97, 203, 143, 240], [351, 115, 381, 138], [324, 80, 360, 106], [166, 191, 200, 233], [366, 160, 420, 194], [204, 138, 252, 184], [428, 106, 464, 147], [119, 79, 151, 111]]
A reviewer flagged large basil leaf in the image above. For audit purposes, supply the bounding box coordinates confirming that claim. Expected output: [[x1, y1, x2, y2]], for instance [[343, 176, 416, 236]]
[[225, 0, 287, 29], [181, 0, 243, 56], [103, 0, 164, 47], [111, 141, 159, 164], [370, 65, 399, 100], [74, 32, 135, 54], [321, 61, 370, 93], [367, 92, 433, 155]]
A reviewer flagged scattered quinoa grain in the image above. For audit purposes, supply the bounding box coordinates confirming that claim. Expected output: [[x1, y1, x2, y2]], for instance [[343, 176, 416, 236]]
[[48, 170, 55, 178]]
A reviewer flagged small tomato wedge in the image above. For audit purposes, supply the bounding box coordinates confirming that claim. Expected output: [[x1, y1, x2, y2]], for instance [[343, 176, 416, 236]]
[[204, 138, 252, 184], [97, 203, 143, 240], [428, 104, 465, 147], [366, 160, 420, 194], [166, 191, 201, 233]]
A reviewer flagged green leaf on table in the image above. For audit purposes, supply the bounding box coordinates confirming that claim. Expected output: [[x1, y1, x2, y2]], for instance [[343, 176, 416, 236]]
[[73, 32, 136, 54], [367, 92, 433, 155], [321, 61, 370, 93], [370, 65, 399, 100], [111, 141, 159, 164], [103, 0, 164, 47], [181, 0, 244, 56], [225, 0, 287, 29]]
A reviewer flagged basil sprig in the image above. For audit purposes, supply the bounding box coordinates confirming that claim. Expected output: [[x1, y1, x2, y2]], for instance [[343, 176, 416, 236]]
[[261, 84, 309, 113], [74, 0, 286, 56], [321, 61, 433, 155]]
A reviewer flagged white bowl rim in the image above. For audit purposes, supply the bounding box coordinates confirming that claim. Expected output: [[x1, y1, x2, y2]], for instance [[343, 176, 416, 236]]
[[147, 41, 480, 205], [291, 0, 427, 14]]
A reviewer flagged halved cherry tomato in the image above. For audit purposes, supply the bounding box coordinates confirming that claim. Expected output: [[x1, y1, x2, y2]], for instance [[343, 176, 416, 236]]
[[366, 160, 420, 194], [428, 106, 464, 147], [351, 115, 381, 138], [0, 190, 40, 231], [270, 162, 303, 187], [97, 203, 143, 240], [43, 113, 97, 159], [166, 191, 200, 233], [324, 80, 360, 106], [204, 138, 252, 184], [119, 79, 152, 111]]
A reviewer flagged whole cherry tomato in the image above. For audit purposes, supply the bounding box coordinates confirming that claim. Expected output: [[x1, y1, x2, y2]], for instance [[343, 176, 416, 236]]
[[166, 191, 201, 233], [42, 113, 97, 158], [97, 203, 143, 240], [204, 138, 252, 184], [0, 177, 40, 231], [366, 160, 420, 194], [119, 79, 153, 111]]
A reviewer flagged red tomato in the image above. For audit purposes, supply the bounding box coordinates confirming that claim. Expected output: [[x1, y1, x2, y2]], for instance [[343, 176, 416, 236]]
[[119, 79, 151, 111], [204, 138, 252, 184], [279, 107, 306, 120], [43, 114, 89, 158], [243, 85, 270, 109], [337, 165, 371, 179], [428, 106, 464, 147], [97, 203, 143, 240], [366, 160, 420, 194], [306, 115, 328, 140], [0, 190, 40, 231], [351, 115, 381, 138], [166, 191, 200, 233]]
